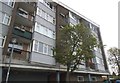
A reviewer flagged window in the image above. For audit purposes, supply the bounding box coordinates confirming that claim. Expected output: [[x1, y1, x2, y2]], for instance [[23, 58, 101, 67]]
[[96, 57, 101, 64], [18, 8, 28, 18], [33, 40, 38, 51], [91, 58, 94, 63], [36, 8, 55, 24], [91, 77, 97, 81], [94, 47, 98, 51], [39, 0, 44, 3], [33, 40, 54, 56], [41, 10, 45, 19], [9, 43, 23, 50], [89, 23, 92, 29], [38, 42, 43, 52], [43, 44, 48, 54], [2, 14, 11, 25], [45, 13, 48, 20], [37, 8, 42, 16], [53, 32, 55, 39], [8, 0, 15, 7], [44, 28, 48, 36], [35, 22, 39, 31], [77, 76, 84, 82], [0, 37, 3, 47], [4, 0, 15, 7], [35, 22, 56, 39], [48, 15, 53, 23], [0, 35, 6, 47], [48, 46, 53, 56]]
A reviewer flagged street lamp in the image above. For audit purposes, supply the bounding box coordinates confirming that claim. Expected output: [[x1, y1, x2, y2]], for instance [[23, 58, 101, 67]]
[[5, 38, 16, 83]]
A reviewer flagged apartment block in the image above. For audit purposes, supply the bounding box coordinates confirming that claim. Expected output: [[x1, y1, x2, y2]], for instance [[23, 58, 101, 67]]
[[0, 0, 109, 82]]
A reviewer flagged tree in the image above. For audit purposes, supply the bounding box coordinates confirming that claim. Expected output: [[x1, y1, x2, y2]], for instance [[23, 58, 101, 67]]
[[108, 47, 120, 77], [53, 23, 98, 82]]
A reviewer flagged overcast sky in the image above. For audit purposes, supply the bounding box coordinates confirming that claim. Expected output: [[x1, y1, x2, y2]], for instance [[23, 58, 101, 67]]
[[59, 0, 119, 74], [59, 0, 118, 51]]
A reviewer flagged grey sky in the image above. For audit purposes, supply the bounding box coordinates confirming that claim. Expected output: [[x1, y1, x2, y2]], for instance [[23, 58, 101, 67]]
[[59, 0, 118, 51]]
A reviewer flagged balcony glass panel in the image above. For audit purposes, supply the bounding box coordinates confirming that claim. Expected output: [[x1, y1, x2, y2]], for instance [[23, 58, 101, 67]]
[[13, 28, 32, 40]]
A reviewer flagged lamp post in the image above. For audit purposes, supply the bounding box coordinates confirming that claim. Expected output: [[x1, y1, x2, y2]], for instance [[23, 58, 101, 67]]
[[5, 38, 16, 83]]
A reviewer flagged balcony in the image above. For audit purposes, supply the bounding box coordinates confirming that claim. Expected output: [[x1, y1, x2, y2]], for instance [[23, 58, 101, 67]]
[[14, 8, 34, 27], [6, 49, 30, 64], [12, 28, 32, 40], [18, 2, 36, 14]]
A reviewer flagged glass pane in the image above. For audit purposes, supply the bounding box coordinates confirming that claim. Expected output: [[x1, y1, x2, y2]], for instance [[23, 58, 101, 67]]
[[0, 35, 2, 46], [48, 46, 53, 56], [34, 41, 38, 51], [4, 17, 9, 25], [42, 11, 45, 19], [38, 42, 43, 52], [8, 0, 14, 7], [43, 44, 48, 54]]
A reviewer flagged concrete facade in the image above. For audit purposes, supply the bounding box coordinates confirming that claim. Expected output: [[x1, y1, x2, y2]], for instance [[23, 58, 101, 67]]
[[0, 0, 109, 82]]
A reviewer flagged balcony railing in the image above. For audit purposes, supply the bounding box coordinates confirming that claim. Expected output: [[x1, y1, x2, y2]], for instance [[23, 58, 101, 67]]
[[12, 28, 32, 40], [17, 8, 34, 21], [7, 48, 30, 63]]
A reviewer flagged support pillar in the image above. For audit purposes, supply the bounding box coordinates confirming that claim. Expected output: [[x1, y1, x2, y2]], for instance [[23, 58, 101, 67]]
[[88, 73, 91, 83], [57, 71, 60, 83]]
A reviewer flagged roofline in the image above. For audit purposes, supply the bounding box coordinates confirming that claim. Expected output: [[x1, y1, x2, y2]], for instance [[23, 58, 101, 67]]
[[51, 0, 100, 27]]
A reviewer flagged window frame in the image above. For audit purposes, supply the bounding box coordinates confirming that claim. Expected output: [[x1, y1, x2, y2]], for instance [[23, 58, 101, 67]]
[[33, 40, 39, 52], [33, 40, 54, 56], [43, 44, 48, 54], [2, 13, 11, 25], [0, 35, 6, 48], [35, 22, 56, 39], [8, 0, 15, 8]]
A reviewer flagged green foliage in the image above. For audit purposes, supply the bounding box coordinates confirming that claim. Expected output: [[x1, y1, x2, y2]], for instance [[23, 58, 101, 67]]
[[53, 23, 98, 72], [108, 47, 120, 76]]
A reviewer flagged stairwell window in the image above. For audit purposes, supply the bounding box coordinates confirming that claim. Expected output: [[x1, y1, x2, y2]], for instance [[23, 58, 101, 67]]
[[2, 13, 11, 25]]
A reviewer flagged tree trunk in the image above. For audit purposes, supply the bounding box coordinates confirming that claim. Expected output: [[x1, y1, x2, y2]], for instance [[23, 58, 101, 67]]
[[66, 65, 70, 83], [66, 70, 70, 83], [85, 60, 90, 70]]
